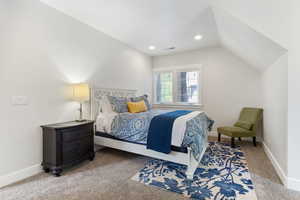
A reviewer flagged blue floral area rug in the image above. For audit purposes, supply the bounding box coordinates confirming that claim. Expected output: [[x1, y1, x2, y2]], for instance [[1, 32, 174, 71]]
[[131, 142, 257, 200]]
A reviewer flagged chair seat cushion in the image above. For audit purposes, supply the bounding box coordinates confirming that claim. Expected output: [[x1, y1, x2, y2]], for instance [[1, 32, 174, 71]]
[[234, 120, 253, 130], [217, 126, 254, 137]]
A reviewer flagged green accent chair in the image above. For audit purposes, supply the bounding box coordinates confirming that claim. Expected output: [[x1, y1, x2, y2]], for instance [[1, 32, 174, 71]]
[[217, 107, 263, 148]]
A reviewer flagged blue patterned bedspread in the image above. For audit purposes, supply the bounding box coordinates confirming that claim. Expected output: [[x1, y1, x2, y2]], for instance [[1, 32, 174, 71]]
[[111, 109, 214, 162], [182, 113, 214, 161]]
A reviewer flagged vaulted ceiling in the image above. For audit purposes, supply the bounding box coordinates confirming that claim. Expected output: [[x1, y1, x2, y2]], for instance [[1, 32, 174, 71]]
[[212, 7, 286, 71], [40, 0, 287, 71]]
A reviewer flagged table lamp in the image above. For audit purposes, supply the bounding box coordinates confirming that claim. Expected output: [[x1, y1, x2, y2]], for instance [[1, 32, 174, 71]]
[[72, 83, 90, 122]]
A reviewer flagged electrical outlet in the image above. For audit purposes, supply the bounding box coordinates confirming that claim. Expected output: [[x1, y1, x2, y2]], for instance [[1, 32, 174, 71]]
[[11, 96, 29, 105]]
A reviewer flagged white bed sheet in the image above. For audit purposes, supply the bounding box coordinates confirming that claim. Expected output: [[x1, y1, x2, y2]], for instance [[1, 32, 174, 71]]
[[96, 112, 118, 133]]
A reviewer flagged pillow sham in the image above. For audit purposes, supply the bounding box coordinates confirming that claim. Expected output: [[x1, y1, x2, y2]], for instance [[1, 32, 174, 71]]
[[127, 100, 147, 113], [107, 96, 129, 113], [100, 96, 113, 113], [131, 95, 151, 110], [234, 120, 253, 130]]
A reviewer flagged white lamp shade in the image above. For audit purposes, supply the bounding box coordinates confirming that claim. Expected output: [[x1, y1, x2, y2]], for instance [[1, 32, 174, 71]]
[[72, 83, 90, 102]]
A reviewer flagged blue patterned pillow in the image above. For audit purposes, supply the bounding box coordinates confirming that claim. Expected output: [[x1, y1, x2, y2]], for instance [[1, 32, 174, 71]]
[[107, 96, 129, 113], [131, 95, 151, 110]]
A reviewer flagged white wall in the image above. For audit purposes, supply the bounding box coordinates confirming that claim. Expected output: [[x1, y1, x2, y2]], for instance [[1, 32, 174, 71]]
[[287, 0, 300, 191], [0, 0, 152, 187], [261, 54, 288, 181], [153, 47, 262, 133]]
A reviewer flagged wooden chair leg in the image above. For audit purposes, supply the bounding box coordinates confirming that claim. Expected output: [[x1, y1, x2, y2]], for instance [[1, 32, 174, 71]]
[[238, 137, 242, 141], [218, 133, 221, 142], [253, 137, 257, 147], [231, 137, 235, 148]]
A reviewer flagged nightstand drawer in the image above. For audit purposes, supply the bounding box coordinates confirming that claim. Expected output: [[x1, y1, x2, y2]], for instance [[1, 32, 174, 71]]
[[80, 137, 93, 156], [62, 141, 81, 164], [60, 125, 93, 142], [62, 137, 93, 164]]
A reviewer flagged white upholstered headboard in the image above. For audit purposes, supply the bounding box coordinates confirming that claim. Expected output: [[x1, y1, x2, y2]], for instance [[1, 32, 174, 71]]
[[90, 87, 137, 120]]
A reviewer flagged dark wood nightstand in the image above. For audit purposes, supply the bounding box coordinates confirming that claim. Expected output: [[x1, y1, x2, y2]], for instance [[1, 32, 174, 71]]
[[41, 120, 95, 176]]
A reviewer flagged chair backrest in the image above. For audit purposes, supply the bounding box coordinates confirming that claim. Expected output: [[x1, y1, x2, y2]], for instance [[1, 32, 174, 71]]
[[239, 107, 263, 132]]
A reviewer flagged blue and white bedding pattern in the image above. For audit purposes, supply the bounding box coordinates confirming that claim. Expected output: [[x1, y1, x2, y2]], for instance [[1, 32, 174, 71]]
[[110, 109, 214, 163], [111, 109, 168, 143], [182, 113, 213, 161]]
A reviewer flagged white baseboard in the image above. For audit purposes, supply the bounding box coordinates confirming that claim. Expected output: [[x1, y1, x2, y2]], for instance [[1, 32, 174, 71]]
[[262, 142, 287, 186], [0, 164, 42, 189], [287, 177, 300, 191], [258, 142, 300, 191]]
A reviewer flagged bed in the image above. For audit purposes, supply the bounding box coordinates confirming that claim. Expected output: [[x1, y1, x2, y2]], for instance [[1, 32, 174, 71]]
[[90, 87, 213, 179]]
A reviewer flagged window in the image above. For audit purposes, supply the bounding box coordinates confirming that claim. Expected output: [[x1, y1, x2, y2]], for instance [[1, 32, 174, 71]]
[[154, 66, 201, 105], [175, 71, 199, 103], [154, 72, 173, 103]]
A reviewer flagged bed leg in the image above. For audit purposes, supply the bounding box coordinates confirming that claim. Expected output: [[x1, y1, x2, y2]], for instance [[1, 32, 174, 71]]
[[186, 147, 199, 180]]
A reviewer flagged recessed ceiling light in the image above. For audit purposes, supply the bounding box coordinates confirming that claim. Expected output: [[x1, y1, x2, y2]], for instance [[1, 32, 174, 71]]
[[194, 35, 203, 40], [148, 45, 156, 50]]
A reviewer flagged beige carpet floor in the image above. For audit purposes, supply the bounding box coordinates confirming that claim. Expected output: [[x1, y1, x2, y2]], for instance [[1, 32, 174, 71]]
[[1, 138, 300, 200]]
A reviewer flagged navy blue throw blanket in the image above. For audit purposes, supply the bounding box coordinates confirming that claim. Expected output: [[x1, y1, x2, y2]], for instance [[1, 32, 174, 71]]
[[147, 110, 192, 154]]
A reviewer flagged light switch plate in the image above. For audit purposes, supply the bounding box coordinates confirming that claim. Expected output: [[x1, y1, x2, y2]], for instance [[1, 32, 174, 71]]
[[12, 96, 29, 105]]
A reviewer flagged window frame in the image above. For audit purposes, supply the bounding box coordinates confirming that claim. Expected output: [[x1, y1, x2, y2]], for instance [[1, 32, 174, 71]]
[[153, 65, 203, 106]]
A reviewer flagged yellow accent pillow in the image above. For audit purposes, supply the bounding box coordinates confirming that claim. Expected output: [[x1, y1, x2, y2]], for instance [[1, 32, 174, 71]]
[[127, 100, 147, 113]]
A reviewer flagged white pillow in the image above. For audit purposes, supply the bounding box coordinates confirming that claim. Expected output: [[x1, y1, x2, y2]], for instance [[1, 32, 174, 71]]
[[101, 96, 113, 113]]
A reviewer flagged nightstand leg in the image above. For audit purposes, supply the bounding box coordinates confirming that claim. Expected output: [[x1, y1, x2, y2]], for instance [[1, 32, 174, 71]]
[[89, 152, 95, 161], [52, 168, 62, 177], [43, 167, 50, 173]]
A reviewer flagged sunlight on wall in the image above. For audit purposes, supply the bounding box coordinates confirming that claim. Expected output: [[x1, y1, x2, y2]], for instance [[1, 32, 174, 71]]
[[46, 49, 97, 121], [48, 42, 99, 84]]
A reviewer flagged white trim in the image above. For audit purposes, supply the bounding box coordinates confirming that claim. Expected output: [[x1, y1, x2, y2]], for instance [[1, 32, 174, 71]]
[[287, 177, 300, 191], [153, 103, 203, 111], [262, 142, 300, 191], [0, 164, 42, 188], [262, 142, 287, 186]]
